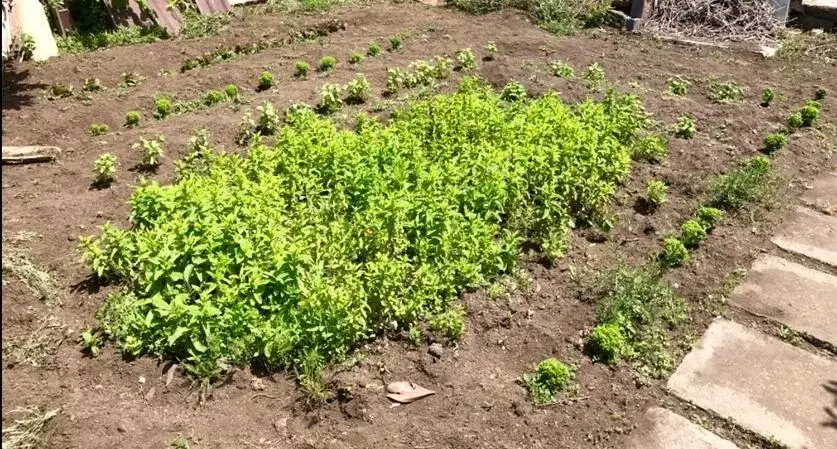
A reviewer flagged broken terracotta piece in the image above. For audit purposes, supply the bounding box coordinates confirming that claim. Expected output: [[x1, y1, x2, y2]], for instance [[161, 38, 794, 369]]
[[386, 381, 435, 404]]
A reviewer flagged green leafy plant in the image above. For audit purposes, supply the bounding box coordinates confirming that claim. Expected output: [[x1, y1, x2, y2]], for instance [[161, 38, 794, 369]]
[[134, 136, 165, 166], [456, 48, 476, 71], [659, 238, 689, 267], [92, 153, 117, 186], [120, 71, 145, 88], [89, 123, 109, 136], [80, 329, 102, 356], [500, 81, 527, 102], [124, 111, 141, 128], [484, 41, 497, 60], [761, 88, 775, 106], [708, 80, 745, 103], [814, 87, 826, 100], [367, 41, 381, 57], [258, 71, 275, 90], [294, 61, 310, 78], [203, 89, 227, 106], [345, 74, 370, 104], [583, 62, 606, 89], [433, 56, 453, 79], [587, 322, 630, 364], [83, 77, 104, 92], [235, 110, 257, 145], [319, 55, 337, 72], [673, 116, 696, 139], [646, 179, 668, 207], [386, 67, 406, 94], [428, 304, 466, 344], [317, 83, 344, 113], [257, 101, 280, 135], [154, 96, 173, 119], [696, 206, 723, 230], [680, 219, 706, 249], [786, 111, 803, 131], [524, 358, 576, 404], [800, 100, 821, 127], [762, 133, 786, 155], [708, 156, 774, 211], [389, 35, 402, 50], [349, 51, 364, 64], [551, 60, 575, 78], [224, 84, 239, 99], [631, 134, 668, 163], [667, 76, 689, 96]]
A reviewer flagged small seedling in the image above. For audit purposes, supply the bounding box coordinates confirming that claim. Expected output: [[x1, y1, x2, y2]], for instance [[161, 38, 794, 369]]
[[786, 111, 803, 131], [631, 135, 668, 163], [761, 88, 775, 107], [188, 128, 211, 153], [763, 133, 786, 155], [646, 179, 668, 207], [673, 116, 696, 139], [500, 81, 527, 102], [203, 89, 226, 106], [587, 322, 630, 364], [124, 111, 141, 128], [349, 51, 364, 64], [456, 48, 476, 71], [659, 238, 689, 267], [680, 219, 707, 248], [428, 305, 466, 344], [667, 76, 689, 96], [295, 61, 310, 78], [224, 84, 239, 99], [551, 61, 575, 78], [134, 135, 165, 166], [389, 35, 402, 50], [235, 111, 257, 145], [89, 123, 109, 136], [46, 83, 73, 100], [696, 206, 723, 230], [318, 83, 343, 114], [583, 63, 606, 89], [484, 41, 497, 60], [386, 67, 406, 94], [709, 81, 745, 103], [258, 71, 274, 90], [257, 101, 280, 135], [524, 358, 576, 404], [154, 96, 173, 119], [814, 87, 826, 100], [367, 42, 381, 57], [120, 71, 145, 87], [319, 56, 337, 72], [80, 329, 102, 356], [83, 78, 104, 92], [93, 153, 117, 185], [800, 100, 821, 127], [345, 74, 370, 104]]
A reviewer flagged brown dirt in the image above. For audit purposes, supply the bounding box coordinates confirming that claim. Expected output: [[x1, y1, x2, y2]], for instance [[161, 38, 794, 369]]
[[2, 4, 836, 449]]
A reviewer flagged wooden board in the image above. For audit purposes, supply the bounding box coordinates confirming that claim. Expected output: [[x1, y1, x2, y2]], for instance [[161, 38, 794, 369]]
[[195, 0, 231, 14], [2, 146, 61, 164]]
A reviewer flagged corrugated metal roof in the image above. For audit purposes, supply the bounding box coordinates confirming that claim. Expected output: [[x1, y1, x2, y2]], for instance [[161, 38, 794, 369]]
[[195, 0, 231, 14]]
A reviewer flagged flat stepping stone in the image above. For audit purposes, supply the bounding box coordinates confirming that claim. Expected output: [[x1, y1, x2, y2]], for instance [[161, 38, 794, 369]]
[[802, 172, 837, 213], [732, 254, 837, 345], [772, 206, 837, 267], [624, 407, 740, 449], [668, 318, 837, 449]]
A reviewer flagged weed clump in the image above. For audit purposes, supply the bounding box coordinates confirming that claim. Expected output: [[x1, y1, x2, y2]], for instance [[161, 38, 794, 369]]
[[318, 83, 343, 113], [456, 48, 476, 71], [500, 81, 527, 102], [763, 133, 786, 155], [659, 238, 688, 267], [484, 41, 498, 60], [89, 123, 109, 136], [124, 111, 141, 128], [631, 134, 668, 163], [428, 305, 466, 344], [667, 76, 689, 96], [349, 51, 364, 64], [367, 42, 381, 57], [709, 80, 745, 103], [524, 358, 576, 404], [345, 74, 370, 104], [583, 62, 606, 90], [708, 156, 774, 212], [551, 60, 575, 78]]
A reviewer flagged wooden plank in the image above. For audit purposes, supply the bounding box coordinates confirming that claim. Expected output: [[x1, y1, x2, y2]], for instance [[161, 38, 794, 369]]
[[2, 146, 61, 164], [195, 0, 231, 14], [148, 0, 181, 36]]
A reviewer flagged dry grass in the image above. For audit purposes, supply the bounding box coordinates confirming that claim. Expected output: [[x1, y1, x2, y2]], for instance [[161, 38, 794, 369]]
[[1, 233, 60, 304], [1, 407, 60, 449], [2, 316, 66, 368]]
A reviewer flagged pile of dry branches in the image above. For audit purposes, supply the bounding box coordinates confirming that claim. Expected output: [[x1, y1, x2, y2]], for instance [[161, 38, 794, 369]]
[[644, 0, 782, 44]]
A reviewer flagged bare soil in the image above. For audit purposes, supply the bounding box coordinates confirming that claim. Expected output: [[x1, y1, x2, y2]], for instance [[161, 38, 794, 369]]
[[2, 4, 836, 449]]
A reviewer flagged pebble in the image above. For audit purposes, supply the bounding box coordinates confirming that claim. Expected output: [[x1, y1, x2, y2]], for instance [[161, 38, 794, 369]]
[[428, 342, 443, 359]]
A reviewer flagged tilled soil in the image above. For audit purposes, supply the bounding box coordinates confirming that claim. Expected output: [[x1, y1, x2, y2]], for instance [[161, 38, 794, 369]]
[[2, 4, 836, 449]]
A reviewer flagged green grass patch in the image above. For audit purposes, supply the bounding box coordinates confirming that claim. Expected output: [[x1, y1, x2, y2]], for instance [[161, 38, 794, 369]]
[[708, 156, 775, 212]]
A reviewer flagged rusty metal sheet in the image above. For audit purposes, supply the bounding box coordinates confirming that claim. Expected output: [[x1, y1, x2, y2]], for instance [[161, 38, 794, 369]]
[[102, 0, 181, 36], [147, 0, 181, 36], [195, 0, 231, 14]]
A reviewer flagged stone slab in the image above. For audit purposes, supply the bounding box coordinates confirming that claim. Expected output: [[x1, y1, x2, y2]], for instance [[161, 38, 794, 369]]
[[668, 318, 837, 449], [624, 407, 740, 449], [772, 206, 837, 267], [802, 172, 837, 213], [732, 254, 837, 345]]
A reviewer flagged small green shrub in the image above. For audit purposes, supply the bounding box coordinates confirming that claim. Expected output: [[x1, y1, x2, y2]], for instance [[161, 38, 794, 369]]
[[500, 81, 527, 102], [761, 88, 775, 106], [256, 101, 280, 135], [814, 87, 827, 100], [551, 60, 575, 78], [787, 111, 803, 131], [696, 206, 723, 230], [587, 322, 630, 364], [224, 84, 239, 99], [80, 329, 102, 356], [154, 97, 173, 119], [349, 51, 364, 64], [319, 55, 337, 72], [93, 153, 117, 185], [235, 111, 257, 146], [709, 81, 745, 103], [134, 135, 165, 166], [763, 133, 786, 155], [389, 35, 402, 50], [89, 123, 109, 136], [532, 0, 611, 36], [800, 100, 821, 127], [294, 61, 310, 78], [345, 74, 370, 104], [646, 179, 668, 207], [680, 219, 706, 249], [456, 48, 476, 71], [659, 238, 688, 267], [428, 304, 466, 343], [667, 76, 689, 96], [203, 89, 226, 106], [673, 116, 696, 139], [386, 67, 406, 94], [484, 41, 497, 60], [367, 42, 381, 57], [258, 71, 274, 90], [524, 358, 576, 404], [631, 134, 668, 163], [708, 156, 773, 211], [124, 111, 141, 128], [583, 62, 606, 89], [433, 56, 454, 79], [318, 83, 343, 113]]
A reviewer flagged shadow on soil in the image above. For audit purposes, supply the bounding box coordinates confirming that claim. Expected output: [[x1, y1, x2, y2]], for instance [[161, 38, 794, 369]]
[[824, 380, 837, 430], [1, 62, 46, 113]]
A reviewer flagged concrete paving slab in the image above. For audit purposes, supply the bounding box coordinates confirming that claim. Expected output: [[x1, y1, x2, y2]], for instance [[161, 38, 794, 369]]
[[772, 206, 837, 267], [624, 407, 740, 449], [802, 172, 837, 213], [668, 318, 837, 449], [732, 254, 837, 345]]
